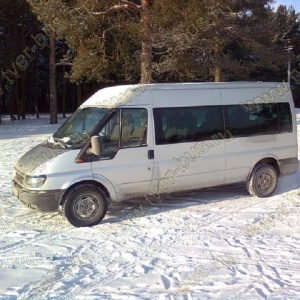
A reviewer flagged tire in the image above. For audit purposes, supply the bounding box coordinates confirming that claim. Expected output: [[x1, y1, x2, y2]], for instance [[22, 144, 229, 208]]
[[62, 184, 108, 227], [247, 163, 278, 198]]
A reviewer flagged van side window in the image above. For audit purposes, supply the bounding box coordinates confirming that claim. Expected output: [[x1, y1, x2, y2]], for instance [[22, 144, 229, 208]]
[[153, 106, 224, 145], [120, 108, 148, 147], [278, 103, 293, 133], [98, 110, 121, 157], [97, 108, 148, 157], [224, 103, 292, 137]]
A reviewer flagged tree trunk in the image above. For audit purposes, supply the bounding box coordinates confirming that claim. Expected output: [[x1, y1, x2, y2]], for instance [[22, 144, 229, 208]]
[[21, 28, 26, 119], [16, 79, 20, 120], [0, 93, 2, 124], [76, 83, 82, 107], [49, 35, 58, 124], [140, 0, 152, 84], [215, 67, 222, 82], [63, 65, 66, 118], [35, 78, 39, 119], [20, 77, 26, 119]]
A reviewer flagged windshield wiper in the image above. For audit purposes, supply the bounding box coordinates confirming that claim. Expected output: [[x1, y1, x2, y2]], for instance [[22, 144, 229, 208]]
[[47, 136, 68, 148]]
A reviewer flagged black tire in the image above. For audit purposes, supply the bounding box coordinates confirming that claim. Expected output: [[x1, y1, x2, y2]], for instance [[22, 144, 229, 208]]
[[247, 163, 278, 198], [62, 184, 108, 227]]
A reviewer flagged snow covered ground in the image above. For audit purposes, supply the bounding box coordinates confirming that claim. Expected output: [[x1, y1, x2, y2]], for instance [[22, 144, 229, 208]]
[[0, 113, 299, 300]]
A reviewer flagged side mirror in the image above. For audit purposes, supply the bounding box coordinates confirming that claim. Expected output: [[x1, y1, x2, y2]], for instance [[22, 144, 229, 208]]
[[88, 136, 101, 156]]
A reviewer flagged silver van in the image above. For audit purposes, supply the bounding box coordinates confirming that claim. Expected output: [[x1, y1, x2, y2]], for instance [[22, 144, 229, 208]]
[[12, 82, 298, 227]]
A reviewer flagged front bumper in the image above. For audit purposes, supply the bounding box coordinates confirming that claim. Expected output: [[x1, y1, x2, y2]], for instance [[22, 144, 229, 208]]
[[12, 180, 63, 212]]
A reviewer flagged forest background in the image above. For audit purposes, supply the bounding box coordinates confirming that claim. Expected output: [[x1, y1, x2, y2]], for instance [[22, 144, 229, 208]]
[[0, 0, 300, 124]]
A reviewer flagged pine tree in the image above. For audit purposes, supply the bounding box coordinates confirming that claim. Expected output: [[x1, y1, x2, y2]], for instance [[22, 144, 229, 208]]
[[26, 0, 153, 84], [0, 0, 42, 120], [26, 0, 300, 87], [152, 0, 287, 82]]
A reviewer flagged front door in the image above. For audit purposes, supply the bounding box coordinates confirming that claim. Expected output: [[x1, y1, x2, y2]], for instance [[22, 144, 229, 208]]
[[91, 107, 154, 200]]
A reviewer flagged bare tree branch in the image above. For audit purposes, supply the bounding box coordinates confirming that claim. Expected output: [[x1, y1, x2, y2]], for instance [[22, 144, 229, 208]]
[[92, 0, 142, 16], [55, 62, 73, 67], [121, 0, 142, 12]]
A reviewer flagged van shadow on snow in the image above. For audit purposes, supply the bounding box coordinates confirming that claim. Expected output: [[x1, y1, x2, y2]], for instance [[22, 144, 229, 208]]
[[101, 174, 300, 228], [102, 183, 251, 225]]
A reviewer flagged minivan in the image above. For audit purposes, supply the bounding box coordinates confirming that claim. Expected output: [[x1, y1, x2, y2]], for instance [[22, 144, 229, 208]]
[[12, 82, 299, 227]]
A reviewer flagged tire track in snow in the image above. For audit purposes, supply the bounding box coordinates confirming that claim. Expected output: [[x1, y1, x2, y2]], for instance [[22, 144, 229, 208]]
[[211, 199, 300, 299], [159, 195, 298, 299], [0, 213, 73, 255], [21, 227, 176, 299], [56, 196, 279, 298]]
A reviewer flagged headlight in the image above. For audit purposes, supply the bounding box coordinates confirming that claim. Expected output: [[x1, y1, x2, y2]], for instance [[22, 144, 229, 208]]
[[24, 175, 47, 188]]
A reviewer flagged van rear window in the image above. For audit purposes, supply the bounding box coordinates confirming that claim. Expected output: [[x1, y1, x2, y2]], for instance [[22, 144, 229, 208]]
[[224, 103, 292, 137]]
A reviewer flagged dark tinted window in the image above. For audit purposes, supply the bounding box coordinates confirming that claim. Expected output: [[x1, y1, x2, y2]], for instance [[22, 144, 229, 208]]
[[153, 106, 224, 145], [278, 103, 293, 133], [224, 103, 292, 137]]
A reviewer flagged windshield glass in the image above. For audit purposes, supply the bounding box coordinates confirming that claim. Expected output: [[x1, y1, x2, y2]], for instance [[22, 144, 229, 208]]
[[53, 107, 110, 146]]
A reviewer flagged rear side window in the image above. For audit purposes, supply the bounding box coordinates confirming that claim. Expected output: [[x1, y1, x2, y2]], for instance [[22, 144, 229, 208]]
[[224, 103, 292, 137], [278, 103, 293, 133], [153, 106, 224, 145]]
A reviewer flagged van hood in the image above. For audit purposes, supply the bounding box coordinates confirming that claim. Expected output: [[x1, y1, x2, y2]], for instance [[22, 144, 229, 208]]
[[15, 143, 68, 175]]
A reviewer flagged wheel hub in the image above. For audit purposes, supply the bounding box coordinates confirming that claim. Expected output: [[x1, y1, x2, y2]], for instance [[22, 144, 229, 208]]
[[258, 172, 272, 190], [74, 195, 97, 220]]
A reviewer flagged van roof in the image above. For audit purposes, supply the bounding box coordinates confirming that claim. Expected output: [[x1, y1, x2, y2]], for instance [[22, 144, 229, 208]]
[[81, 82, 290, 108]]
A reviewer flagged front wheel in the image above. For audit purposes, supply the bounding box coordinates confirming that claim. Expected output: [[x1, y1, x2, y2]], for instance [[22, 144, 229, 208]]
[[62, 184, 108, 227], [247, 164, 278, 198]]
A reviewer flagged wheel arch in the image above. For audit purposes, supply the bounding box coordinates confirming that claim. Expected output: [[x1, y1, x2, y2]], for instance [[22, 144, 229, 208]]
[[60, 180, 111, 206], [248, 157, 280, 180]]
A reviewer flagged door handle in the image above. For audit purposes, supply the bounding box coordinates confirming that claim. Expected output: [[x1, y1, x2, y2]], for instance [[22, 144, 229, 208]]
[[148, 150, 154, 160]]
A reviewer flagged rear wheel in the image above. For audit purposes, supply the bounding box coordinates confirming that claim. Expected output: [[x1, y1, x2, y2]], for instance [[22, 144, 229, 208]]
[[247, 164, 278, 197], [62, 184, 108, 227]]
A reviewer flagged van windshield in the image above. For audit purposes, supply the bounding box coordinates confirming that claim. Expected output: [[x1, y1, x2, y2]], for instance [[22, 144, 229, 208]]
[[52, 107, 111, 146]]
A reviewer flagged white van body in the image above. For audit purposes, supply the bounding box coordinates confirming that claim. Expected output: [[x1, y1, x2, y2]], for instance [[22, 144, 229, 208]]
[[12, 82, 299, 227]]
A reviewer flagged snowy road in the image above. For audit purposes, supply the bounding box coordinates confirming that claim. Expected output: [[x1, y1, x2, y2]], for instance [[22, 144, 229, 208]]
[[0, 114, 299, 300]]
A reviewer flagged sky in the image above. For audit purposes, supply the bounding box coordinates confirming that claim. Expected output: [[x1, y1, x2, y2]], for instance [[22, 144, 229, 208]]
[[272, 0, 300, 12]]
